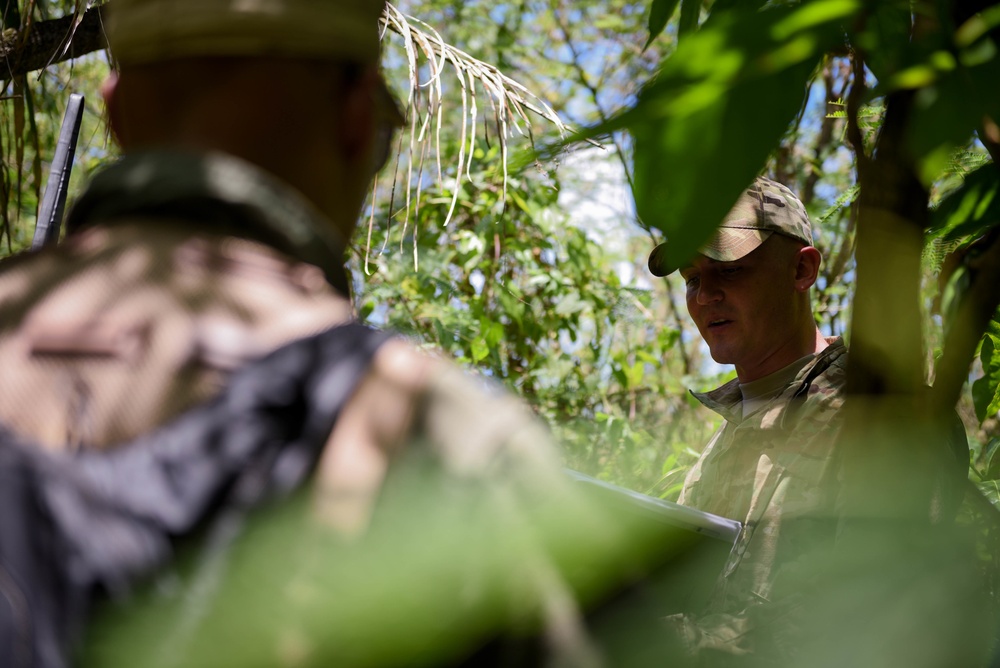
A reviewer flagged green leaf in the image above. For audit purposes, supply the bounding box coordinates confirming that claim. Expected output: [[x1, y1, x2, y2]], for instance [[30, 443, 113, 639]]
[[984, 437, 1000, 481], [976, 480, 1000, 512], [855, 0, 915, 84], [554, 292, 587, 316], [497, 288, 525, 328], [594, 14, 627, 31], [483, 319, 504, 348], [907, 69, 986, 185], [927, 164, 1000, 243], [972, 334, 1000, 424], [645, 0, 680, 51], [939, 264, 972, 338], [636, 350, 662, 366], [678, 0, 701, 40], [507, 189, 533, 216], [709, 0, 767, 15], [623, 0, 858, 271], [986, 315, 1000, 341], [903, 24, 1000, 184], [624, 361, 646, 389], [817, 183, 860, 226], [470, 336, 490, 363]]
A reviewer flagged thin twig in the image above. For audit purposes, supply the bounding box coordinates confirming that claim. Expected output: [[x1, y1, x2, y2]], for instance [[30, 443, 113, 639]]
[[845, 50, 871, 173]]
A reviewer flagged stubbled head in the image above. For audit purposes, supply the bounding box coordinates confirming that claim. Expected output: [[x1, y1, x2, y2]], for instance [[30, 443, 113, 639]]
[[105, 0, 388, 67], [102, 0, 404, 238]]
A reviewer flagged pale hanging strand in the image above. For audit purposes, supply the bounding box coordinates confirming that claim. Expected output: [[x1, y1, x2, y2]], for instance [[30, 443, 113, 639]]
[[442, 50, 469, 229], [371, 3, 572, 269], [364, 172, 378, 276]]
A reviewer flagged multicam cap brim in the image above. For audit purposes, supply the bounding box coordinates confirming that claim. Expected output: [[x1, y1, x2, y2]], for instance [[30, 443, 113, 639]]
[[647, 228, 774, 277], [702, 227, 774, 263]]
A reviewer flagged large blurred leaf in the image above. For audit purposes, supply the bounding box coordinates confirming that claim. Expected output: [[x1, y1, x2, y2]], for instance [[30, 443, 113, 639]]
[[708, 0, 769, 15], [927, 163, 1000, 243], [862, 5, 1000, 184], [608, 0, 858, 270], [855, 0, 916, 84], [906, 49, 1000, 183]]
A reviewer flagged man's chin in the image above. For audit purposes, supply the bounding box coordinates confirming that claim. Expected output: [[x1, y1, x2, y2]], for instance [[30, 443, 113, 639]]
[[706, 346, 735, 366]]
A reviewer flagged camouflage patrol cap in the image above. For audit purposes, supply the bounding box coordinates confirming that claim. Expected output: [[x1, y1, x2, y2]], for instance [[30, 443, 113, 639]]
[[106, 0, 387, 66], [648, 177, 814, 277]]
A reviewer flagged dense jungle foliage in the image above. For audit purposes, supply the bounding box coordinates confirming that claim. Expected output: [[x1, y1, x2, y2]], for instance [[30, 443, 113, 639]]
[[5, 1, 1000, 663]]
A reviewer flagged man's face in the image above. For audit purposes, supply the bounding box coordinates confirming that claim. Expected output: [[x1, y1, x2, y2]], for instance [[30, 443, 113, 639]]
[[679, 236, 804, 381]]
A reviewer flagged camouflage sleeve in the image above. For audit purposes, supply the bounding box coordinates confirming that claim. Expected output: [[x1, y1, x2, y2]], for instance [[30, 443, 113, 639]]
[[312, 342, 565, 534], [417, 361, 564, 476], [311, 345, 614, 663]]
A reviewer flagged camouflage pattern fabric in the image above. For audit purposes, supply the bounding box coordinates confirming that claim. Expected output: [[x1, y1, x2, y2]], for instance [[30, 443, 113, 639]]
[[649, 177, 815, 277], [0, 151, 354, 450], [670, 338, 848, 659]]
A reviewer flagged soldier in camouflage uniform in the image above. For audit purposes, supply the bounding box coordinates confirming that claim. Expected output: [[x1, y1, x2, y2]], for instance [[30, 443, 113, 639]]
[[648, 177, 848, 660], [0, 1, 620, 664], [0, 0, 567, 534]]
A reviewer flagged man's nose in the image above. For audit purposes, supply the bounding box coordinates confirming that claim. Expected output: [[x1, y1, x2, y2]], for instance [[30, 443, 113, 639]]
[[695, 277, 723, 305]]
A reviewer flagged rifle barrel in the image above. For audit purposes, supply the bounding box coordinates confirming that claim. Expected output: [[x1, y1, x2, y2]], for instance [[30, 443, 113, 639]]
[[32, 93, 85, 251]]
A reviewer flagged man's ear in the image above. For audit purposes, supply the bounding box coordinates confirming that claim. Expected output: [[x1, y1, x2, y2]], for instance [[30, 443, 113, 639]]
[[337, 66, 378, 166], [794, 246, 822, 292], [101, 73, 126, 148]]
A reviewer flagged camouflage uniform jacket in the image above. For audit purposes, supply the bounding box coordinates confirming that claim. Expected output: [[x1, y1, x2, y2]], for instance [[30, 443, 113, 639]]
[[0, 150, 562, 496], [674, 337, 848, 656], [0, 150, 360, 450], [0, 150, 621, 666]]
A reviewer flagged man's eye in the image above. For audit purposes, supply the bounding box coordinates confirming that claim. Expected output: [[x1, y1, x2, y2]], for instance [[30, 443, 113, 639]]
[[684, 276, 699, 287], [721, 266, 741, 276]]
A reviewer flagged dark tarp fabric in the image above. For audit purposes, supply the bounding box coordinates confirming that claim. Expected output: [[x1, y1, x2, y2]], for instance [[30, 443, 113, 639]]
[[0, 323, 388, 668]]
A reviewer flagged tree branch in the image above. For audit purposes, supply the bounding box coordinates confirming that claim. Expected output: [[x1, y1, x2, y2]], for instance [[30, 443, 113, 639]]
[[845, 50, 871, 174], [1, 4, 107, 80], [837, 34, 941, 525]]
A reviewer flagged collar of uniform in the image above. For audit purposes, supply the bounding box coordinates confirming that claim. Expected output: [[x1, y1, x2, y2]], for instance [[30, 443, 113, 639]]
[[65, 150, 351, 296], [691, 336, 848, 423]]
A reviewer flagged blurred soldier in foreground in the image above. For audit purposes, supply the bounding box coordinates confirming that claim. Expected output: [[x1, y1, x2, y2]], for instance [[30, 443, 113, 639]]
[[0, 1, 652, 666]]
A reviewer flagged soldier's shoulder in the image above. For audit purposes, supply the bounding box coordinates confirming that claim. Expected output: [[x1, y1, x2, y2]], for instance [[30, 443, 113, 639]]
[[803, 342, 849, 399], [367, 342, 559, 474], [808, 360, 847, 395]]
